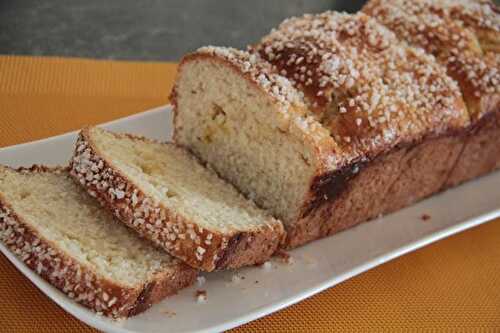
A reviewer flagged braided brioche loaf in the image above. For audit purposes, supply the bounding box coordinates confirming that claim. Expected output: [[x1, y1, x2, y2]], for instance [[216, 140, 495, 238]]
[[171, 3, 499, 248], [362, 0, 500, 187]]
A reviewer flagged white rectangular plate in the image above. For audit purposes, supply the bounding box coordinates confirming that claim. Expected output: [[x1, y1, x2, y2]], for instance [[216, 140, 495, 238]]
[[1, 105, 499, 333]]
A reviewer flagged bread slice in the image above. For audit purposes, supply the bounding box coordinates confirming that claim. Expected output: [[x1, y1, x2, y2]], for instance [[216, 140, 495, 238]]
[[171, 12, 469, 248], [0, 165, 196, 318], [362, 0, 500, 187], [69, 126, 284, 272]]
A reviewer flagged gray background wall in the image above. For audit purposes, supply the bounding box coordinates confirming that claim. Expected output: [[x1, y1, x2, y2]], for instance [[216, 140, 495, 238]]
[[0, 0, 367, 61], [2, 0, 498, 61]]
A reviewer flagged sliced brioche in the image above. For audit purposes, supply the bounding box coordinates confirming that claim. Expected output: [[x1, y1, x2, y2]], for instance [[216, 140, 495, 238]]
[[171, 12, 469, 248], [0, 165, 196, 318], [69, 126, 284, 271]]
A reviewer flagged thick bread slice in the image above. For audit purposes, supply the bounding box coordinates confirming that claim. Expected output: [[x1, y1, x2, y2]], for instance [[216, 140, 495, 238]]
[[0, 166, 196, 318], [69, 127, 284, 271], [362, 0, 500, 187], [172, 13, 469, 248]]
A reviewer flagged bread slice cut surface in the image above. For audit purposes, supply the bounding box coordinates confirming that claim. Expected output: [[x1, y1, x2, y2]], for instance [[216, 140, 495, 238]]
[[0, 166, 197, 318], [70, 126, 284, 271]]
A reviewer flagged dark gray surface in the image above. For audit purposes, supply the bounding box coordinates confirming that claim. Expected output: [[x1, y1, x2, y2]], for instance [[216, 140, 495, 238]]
[[0, 0, 366, 61]]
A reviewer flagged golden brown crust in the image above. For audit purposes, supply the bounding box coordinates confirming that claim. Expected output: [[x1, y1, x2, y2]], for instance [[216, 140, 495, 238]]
[[438, 0, 500, 53], [445, 111, 500, 187], [69, 127, 283, 271], [363, 0, 500, 197], [283, 149, 404, 248], [126, 265, 197, 317], [283, 134, 464, 248], [254, 11, 469, 160], [215, 222, 285, 269], [383, 135, 465, 212], [0, 169, 196, 318], [362, 0, 500, 121]]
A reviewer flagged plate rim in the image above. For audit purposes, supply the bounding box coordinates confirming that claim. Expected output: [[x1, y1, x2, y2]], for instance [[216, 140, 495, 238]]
[[0, 105, 168, 152]]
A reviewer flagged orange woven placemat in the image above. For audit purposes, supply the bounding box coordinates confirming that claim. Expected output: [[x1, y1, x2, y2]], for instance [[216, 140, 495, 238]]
[[0, 55, 499, 332]]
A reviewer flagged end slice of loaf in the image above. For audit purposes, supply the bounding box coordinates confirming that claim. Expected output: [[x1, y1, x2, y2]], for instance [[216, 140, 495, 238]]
[[0, 165, 197, 318], [69, 126, 284, 272]]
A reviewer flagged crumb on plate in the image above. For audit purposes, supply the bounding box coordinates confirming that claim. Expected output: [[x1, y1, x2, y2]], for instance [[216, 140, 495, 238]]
[[160, 309, 176, 317], [196, 290, 207, 303], [261, 261, 272, 270], [275, 249, 294, 264]]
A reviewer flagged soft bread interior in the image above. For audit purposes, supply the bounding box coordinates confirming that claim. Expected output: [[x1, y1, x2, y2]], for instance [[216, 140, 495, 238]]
[[174, 58, 319, 224], [0, 167, 174, 287], [88, 127, 275, 234]]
